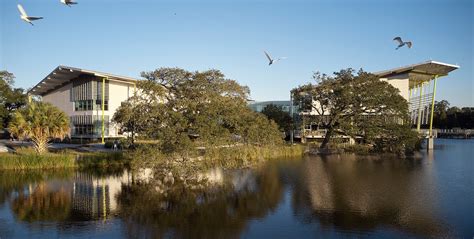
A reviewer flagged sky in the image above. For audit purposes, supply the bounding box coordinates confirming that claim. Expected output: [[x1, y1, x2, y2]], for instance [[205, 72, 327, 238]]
[[1, 0, 473, 106]]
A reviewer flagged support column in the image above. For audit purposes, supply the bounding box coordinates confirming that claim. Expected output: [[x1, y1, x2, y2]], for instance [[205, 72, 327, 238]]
[[101, 77, 105, 144], [429, 76, 438, 137], [416, 82, 424, 132], [427, 75, 438, 150]]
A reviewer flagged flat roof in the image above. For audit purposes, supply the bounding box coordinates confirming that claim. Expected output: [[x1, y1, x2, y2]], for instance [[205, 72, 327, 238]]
[[29, 65, 139, 96], [374, 60, 459, 87]]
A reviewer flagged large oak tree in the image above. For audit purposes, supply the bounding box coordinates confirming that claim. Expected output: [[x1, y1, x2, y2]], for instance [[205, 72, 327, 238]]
[[292, 69, 418, 153]]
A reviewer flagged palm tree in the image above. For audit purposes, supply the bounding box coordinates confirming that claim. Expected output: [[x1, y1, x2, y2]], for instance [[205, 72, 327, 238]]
[[9, 102, 70, 154]]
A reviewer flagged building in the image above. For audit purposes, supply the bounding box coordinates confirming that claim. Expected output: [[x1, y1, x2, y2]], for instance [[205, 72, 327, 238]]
[[293, 60, 459, 146], [374, 60, 459, 135], [28, 66, 138, 141], [248, 100, 293, 113]]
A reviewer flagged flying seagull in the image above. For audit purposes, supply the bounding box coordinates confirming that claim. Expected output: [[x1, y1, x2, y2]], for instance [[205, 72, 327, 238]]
[[393, 37, 412, 50], [61, 0, 78, 7], [264, 51, 286, 66], [17, 4, 43, 26]]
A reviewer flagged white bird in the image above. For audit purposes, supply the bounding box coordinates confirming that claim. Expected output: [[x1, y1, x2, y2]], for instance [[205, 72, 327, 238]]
[[264, 51, 286, 66], [61, 0, 78, 7], [17, 4, 43, 26], [393, 37, 412, 50]]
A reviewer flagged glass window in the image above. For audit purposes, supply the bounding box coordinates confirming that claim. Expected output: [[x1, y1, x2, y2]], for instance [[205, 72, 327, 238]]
[[74, 100, 95, 111], [95, 100, 108, 111]]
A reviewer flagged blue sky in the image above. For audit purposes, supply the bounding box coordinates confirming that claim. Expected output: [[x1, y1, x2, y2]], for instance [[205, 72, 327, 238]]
[[1, 0, 473, 106]]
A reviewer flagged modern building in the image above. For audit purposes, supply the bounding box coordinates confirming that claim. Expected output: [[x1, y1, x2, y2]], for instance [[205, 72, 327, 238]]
[[248, 100, 293, 113], [374, 60, 459, 136], [28, 66, 138, 141], [293, 60, 459, 145]]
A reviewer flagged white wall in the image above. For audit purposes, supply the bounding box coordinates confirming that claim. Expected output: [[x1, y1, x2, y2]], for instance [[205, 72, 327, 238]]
[[380, 73, 410, 101], [107, 80, 135, 136], [42, 83, 75, 116]]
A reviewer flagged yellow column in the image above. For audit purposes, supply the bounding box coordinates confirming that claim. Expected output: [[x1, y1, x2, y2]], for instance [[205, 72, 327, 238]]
[[416, 82, 424, 132], [429, 75, 438, 137], [102, 179, 106, 221], [101, 77, 105, 144], [133, 83, 136, 96]]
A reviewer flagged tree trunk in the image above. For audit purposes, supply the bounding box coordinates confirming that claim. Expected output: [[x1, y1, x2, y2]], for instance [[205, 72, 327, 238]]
[[320, 127, 333, 149], [33, 137, 48, 154]]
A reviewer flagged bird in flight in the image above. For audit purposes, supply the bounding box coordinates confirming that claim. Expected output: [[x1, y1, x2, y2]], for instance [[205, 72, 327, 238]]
[[61, 0, 78, 7], [393, 37, 412, 50], [264, 51, 286, 66], [17, 4, 43, 26]]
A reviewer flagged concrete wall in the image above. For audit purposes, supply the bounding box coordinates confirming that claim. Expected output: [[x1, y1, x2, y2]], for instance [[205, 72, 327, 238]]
[[42, 83, 75, 116], [380, 73, 410, 101], [107, 80, 134, 137]]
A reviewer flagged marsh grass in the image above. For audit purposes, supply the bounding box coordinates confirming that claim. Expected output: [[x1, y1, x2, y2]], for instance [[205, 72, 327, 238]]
[[76, 152, 129, 169], [202, 144, 305, 168], [0, 148, 128, 170], [0, 148, 75, 170]]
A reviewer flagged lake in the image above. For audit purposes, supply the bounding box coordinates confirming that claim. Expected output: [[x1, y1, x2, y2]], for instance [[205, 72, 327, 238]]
[[1, 139, 473, 238]]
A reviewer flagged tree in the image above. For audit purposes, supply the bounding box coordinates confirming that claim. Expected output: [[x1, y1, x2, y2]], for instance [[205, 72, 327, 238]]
[[9, 102, 70, 154], [112, 95, 151, 146], [261, 104, 292, 132], [292, 69, 417, 153], [128, 67, 282, 155], [433, 100, 450, 128], [0, 71, 27, 130]]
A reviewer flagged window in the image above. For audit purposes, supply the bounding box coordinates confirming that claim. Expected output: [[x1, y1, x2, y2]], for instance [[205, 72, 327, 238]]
[[74, 100, 93, 111], [95, 100, 108, 111], [74, 125, 94, 135]]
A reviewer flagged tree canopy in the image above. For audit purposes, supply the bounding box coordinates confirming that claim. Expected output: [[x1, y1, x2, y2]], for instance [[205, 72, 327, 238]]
[[292, 68, 418, 153], [9, 102, 70, 154], [433, 100, 473, 129], [0, 71, 27, 130], [261, 104, 292, 132], [113, 68, 282, 155]]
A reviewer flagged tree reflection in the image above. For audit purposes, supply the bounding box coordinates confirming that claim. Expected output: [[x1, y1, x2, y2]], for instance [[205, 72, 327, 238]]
[[0, 170, 73, 206], [117, 165, 284, 239], [291, 155, 450, 237], [11, 183, 71, 222]]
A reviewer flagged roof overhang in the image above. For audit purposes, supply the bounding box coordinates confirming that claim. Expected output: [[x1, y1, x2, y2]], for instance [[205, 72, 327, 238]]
[[28, 65, 139, 96], [374, 60, 459, 88]]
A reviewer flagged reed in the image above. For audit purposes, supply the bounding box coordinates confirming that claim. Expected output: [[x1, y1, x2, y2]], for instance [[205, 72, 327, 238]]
[[202, 144, 305, 168], [0, 148, 75, 170]]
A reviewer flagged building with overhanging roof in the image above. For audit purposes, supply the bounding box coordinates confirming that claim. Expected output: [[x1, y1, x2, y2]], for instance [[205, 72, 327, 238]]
[[28, 66, 138, 142], [374, 60, 459, 137], [294, 60, 459, 146]]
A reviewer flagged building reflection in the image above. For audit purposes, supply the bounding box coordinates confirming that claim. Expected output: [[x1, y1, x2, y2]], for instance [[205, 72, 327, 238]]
[[9, 171, 132, 223], [70, 171, 132, 220]]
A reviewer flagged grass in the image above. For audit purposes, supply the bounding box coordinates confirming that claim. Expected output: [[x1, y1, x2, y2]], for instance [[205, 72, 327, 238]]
[[76, 151, 130, 169], [202, 144, 305, 168], [0, 148, 128, 171], [0, 148, 75, 170], [1, 143, 304, 171]]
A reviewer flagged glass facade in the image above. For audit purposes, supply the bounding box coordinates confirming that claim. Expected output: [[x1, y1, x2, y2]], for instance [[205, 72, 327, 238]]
[[74, 100, 108, 111]]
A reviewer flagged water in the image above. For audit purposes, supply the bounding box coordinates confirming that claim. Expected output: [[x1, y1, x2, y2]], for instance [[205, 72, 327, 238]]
[[0, 139, 473, 238]]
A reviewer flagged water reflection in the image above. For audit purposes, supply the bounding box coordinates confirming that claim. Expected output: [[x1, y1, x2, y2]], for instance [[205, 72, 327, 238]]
[[1, 141, 471, 238], [292, 155, 448, 237], [117, 166, 284, 239]]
